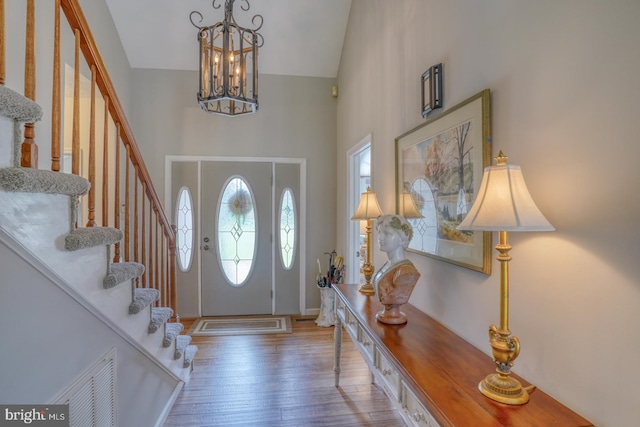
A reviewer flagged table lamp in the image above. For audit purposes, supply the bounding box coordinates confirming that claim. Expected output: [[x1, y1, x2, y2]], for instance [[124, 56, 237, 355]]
[[457, 151, 555, 405], [351, 187, 383, 295], [399, 191, 424, 219]]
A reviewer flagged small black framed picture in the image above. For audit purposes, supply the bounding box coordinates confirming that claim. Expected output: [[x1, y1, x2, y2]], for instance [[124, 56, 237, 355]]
[[421, 63, 443, 118]]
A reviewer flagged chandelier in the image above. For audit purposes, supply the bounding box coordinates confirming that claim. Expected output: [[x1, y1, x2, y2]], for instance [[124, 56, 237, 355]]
[[190, 0, 264, 116]]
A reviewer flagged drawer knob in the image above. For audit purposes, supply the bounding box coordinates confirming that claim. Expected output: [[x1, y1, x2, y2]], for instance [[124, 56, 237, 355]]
[[413, 411, 426, 423]]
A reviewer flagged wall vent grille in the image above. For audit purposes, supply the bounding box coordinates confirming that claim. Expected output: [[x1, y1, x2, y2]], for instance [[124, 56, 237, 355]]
[[55, 348, 116, 427]]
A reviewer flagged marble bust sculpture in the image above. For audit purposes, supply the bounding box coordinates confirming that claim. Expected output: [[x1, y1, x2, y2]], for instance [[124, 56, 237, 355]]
[[372, 215, 421, 324]]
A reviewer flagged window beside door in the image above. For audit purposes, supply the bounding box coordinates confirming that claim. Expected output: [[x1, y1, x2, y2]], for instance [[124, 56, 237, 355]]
[[279, 187, 297, 270], [175, 186, 194, 272]]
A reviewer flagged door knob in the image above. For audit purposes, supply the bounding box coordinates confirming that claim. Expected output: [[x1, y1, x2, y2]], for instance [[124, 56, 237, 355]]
[[203, 244, 210, 251]]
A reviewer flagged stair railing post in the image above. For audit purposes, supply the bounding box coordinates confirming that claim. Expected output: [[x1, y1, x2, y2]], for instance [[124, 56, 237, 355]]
[[86, 65, 96, 227], [114, 124, 121, 262], [0, 0, 5, 86], [102, 95, 109, 226], [21, 0, 38, 168], [147, 199, 154, 293], [71, 29, 80, 176], [141, 180, 146, 287], [51, 0, 61, 172], [133, 164, 139, 269], [161, 232, 166, 307], [124, 144, 131, 262], [169, 224, 178, 321]]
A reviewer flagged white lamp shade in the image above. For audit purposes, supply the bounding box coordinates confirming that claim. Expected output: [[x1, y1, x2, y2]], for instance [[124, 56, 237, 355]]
[[352, 188, 383, 220], [400, 192, 424, 219], [457, 164, 555, 232]]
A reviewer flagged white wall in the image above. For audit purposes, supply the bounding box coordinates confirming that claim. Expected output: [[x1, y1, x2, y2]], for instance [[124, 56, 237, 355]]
[[336, 1, 640, 426], [129, 69, 337, 313]]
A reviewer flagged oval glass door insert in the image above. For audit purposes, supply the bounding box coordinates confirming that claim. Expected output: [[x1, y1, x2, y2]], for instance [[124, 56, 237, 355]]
[[217, 176, 257, 286]]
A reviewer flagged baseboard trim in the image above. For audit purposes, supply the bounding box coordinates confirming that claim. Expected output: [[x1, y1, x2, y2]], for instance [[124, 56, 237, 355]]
[[153, 381, 184, 427]]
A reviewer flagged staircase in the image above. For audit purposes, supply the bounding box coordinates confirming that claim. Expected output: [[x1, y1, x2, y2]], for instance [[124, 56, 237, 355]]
[[0, 1, 196, 424], [0, 73, 197, 379]]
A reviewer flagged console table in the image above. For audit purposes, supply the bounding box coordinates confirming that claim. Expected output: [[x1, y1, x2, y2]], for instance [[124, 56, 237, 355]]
[[333, 283, 593, 427]]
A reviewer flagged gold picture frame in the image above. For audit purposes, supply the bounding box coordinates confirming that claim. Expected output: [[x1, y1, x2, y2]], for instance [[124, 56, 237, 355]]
[[395, 89, 492, 274]]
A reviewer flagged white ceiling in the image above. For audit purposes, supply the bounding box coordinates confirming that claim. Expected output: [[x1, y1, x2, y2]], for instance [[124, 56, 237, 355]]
[[105, 0, 352, 78]]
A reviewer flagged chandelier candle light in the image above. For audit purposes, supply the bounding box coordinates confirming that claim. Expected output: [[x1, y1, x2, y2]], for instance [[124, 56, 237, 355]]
[[457, 151, 555, 405], [351, 187, 383, 295], [190, 0, 263, 116]]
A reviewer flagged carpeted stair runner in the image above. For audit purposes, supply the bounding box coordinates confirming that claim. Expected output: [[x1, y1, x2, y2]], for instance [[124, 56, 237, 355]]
[[0, 85, 42, 169], [0, 167, 90, 196], [184, 345, 198, 368], [149, 307, 173, 334], [174, 335, 192, 360], [65, 227, 123, 251], [163, 323, 184, 348], [0, 85, 42, 122], [130, 288, 160, 315], [104, 262, 145, 289]]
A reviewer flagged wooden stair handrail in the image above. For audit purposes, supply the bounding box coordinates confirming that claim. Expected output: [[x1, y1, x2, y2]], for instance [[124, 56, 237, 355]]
[[59, 0, 176, 313], [59, 0, 174, 243]]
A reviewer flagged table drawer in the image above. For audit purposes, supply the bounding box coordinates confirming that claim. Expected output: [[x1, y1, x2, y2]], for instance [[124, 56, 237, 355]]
[[357, 323, 375, 359], [375, 348, 400, 401], [343, 307, 358, 337], [401, 381, 439, 427]]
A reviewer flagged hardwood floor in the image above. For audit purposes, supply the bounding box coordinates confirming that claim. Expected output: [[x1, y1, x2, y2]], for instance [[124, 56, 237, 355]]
[[163, 316, 406, 427]]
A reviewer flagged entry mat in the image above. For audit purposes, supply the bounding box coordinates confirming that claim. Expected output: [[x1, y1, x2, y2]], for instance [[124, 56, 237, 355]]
[[188, 315, 292, 336]]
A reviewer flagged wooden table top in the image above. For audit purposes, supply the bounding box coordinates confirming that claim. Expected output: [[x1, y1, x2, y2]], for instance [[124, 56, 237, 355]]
[[334, 283, 594, 427]]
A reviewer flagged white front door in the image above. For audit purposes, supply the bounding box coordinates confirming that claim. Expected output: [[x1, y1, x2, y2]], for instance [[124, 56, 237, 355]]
[[201, 161, 272, 316]]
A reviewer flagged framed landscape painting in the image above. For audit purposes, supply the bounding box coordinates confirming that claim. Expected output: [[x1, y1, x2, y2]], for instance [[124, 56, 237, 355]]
[[395, 89, 492, 274]]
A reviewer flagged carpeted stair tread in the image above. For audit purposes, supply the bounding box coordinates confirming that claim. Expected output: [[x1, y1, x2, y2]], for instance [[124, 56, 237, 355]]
[[65, 227, 122, 251], [184, 344, 198, 368], [129, 288, 160, 315], [0, 85, 43, 122], [149, 307, 173, 334], [163, 323, 185, 348], [103, 262, 145, 289], [0, 167, 90, 196], [174, 334, 192, 359]]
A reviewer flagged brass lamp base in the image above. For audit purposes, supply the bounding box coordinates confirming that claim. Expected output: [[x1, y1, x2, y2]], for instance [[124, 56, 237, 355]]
[[479, 372, 530, 405], [359, 282, 376, 295], [359, 262, 375, 295]]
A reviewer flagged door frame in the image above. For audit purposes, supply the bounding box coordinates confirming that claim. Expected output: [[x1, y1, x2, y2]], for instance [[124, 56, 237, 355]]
[[346, 134, 373, 285], [165, 155, 307, 317]]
